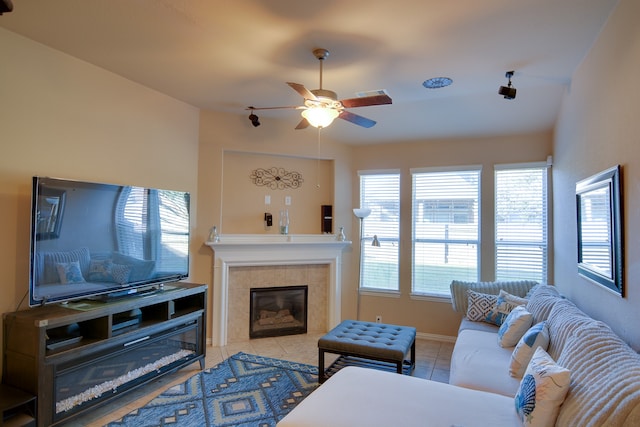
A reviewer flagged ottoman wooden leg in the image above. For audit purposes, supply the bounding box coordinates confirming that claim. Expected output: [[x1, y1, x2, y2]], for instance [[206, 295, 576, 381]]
[[410, 339, 416, 369], [318, 348, 326, 383]]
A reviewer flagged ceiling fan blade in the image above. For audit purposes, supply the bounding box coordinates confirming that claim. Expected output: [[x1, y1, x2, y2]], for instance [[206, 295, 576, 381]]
[[338, 110, 377, 128], [245, 105, 303, 111], [295, 117, 310, 130], [340, 94, 392, 108], [287, 82, 318, 100]]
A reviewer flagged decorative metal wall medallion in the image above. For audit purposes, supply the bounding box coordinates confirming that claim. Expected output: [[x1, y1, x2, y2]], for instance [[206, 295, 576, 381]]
[[250, 167, 304, 190]]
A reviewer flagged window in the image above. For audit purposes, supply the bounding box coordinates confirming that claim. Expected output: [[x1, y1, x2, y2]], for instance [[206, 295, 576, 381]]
[[359, 171, 400, 291], [411, 167, 481, 297], [495, 163, 549, 283], [116, 187, 190, 274]]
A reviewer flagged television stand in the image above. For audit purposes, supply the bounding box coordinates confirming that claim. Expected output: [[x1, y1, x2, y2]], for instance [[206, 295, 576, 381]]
[[2, 282, 206, 427]]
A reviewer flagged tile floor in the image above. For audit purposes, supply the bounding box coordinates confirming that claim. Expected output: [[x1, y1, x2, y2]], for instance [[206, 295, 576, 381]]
[[60, 334, 453, 426]]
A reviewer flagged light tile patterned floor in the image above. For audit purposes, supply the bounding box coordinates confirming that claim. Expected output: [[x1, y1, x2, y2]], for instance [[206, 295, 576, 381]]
[[60, 334, 453, 426]]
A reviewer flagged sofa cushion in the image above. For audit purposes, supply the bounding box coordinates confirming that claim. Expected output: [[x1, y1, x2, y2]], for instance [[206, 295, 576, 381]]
[[42, 247, 91, 284], [466, 290, 497, 321], [458, 316, 500, 333], [485, 289, 528, 326], [555, 322, 640, 426], [525, 284, 561, 324], [278, 366, 521, 427], [449, 329, 522, 397], [450, 280, 538, 314], [510, 321, 549, 378], [546, 299, 596, 361], [497, 305, 533, 347], [515, 347, 571, 427]]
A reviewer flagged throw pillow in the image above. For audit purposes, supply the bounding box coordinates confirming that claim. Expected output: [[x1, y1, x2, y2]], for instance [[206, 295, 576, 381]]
[[43, 247, 91, 284], [56, 261, 85, 284], [515, 347, 571, 427], [510, 321, 550, 378], [88, 259, 114, 282], [497, 305, 533, 347], [466, 290, 498, 322], [111, 264, 132, 284], [485, 289, 528, 326], [112, 252, 155, 282]]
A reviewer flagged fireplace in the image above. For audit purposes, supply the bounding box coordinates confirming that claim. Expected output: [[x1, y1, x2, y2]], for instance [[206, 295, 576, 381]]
[[206, 234, 350, 346], [250, 285, 308, 339]]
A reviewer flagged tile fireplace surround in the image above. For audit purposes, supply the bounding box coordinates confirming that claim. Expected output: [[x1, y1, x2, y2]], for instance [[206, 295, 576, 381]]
[[206, 234, 351, 346]]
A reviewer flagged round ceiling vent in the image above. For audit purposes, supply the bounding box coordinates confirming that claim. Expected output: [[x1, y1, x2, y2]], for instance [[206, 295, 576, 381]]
[[423, 77, 453, 89]]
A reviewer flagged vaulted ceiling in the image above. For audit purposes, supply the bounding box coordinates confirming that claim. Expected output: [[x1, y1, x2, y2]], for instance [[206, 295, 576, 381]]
[[0, 0, 619, 144]]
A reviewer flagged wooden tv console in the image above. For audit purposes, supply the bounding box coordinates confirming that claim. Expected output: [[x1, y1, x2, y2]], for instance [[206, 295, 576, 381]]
[[2, 282, 207, 427]]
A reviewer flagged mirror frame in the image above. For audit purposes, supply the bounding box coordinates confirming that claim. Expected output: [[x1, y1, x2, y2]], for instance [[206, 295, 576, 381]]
[[576, 165, 624, 296], [36, 186, 66, 240]]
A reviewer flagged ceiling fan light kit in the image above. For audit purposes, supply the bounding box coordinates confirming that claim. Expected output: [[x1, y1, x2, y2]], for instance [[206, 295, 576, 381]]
[[499, 70, 517, 99], [301, 107, 339, 128], [247, 48, 392, 129]]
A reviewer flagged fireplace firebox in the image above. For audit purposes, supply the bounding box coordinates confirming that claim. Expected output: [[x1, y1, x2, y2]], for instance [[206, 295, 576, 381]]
[[250, 285, 308, 339]]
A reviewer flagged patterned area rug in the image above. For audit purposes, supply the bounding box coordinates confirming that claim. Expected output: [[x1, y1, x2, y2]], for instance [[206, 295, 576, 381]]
[[105, 352, 319, 427]]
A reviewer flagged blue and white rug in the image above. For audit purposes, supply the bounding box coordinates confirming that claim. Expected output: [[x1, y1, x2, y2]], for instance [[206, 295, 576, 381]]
[[106, 352, 319, 427]]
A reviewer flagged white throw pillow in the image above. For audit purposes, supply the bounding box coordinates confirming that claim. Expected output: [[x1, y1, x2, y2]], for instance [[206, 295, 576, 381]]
[[510, 321, 550, 378], [497, 305, 533, 348], [515, 347, 571, 427], [485, 289, 528, 326], [56, 261, 85, 284], [466, 290, 497, 322]]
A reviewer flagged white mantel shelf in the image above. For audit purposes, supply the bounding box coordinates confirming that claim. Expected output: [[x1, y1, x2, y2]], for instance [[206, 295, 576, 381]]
[[206, 234, 351, 262], [206, 234, 351, 346]]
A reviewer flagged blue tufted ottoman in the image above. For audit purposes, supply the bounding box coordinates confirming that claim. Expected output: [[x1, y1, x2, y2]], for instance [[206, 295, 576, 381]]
[[318, 320, 416, 383]]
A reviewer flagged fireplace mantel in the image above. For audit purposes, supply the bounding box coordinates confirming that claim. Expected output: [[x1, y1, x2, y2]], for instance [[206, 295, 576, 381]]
[[206, 234, 351, 345]]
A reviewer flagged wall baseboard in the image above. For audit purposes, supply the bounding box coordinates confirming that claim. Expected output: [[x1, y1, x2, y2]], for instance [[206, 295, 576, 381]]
[[416, 331, 457, 343]]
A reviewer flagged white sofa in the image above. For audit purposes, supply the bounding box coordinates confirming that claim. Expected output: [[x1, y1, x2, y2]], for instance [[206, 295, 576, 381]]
[[278, 282, 640, 427]]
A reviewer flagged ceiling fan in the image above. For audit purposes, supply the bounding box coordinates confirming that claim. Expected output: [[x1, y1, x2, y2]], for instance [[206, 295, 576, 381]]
[[247, 48, 392, 129]]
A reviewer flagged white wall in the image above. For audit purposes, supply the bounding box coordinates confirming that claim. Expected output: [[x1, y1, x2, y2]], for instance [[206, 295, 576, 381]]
[[553, 0, 640, 350]]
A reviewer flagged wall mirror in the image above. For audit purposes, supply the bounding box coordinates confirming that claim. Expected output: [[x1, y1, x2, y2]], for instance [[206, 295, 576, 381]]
[[576, 165, 623, 295], [36, 186, 66, 240]]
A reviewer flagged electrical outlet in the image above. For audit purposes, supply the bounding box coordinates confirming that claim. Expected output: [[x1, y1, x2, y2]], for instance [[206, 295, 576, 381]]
[[375, 315, 382, 323], [285, 196, 291, 205], [265, 195, 271, 205]]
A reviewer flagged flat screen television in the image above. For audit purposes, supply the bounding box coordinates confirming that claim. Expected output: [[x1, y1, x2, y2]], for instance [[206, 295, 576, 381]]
[[29, 176, 190, 306]]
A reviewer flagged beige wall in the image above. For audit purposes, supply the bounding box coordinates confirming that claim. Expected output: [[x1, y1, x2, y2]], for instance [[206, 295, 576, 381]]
[[221, 151, 334, 234], [0, 28, 200, 377], [194, 110, 355, 334], [351, 134, 552, 337], [553, 0, 640, 350]]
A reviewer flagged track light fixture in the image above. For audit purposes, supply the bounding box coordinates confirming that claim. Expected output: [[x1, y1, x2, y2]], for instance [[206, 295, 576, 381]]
[[0, 0, 13, 15], [247, 107, 260, 127], [499, 71, 516, 100]]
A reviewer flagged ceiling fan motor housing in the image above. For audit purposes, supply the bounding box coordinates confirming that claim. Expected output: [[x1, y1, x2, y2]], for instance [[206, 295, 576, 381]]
[[311, 89, 338, 101]]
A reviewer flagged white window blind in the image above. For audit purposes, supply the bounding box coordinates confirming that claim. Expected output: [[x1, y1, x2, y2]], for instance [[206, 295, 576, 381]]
[[359, 172, 400, 291], [495, 164, 548, 283], [411, 167, 480, 297], [116, 188, 189, 274]]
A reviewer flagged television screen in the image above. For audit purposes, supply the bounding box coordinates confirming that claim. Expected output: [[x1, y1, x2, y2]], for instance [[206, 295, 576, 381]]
[[30, 177, 190, 306]]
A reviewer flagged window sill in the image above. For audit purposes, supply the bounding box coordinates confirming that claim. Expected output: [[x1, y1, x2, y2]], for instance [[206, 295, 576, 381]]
[[410, 293, 452, 303], [359, 288, 400, 298]]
